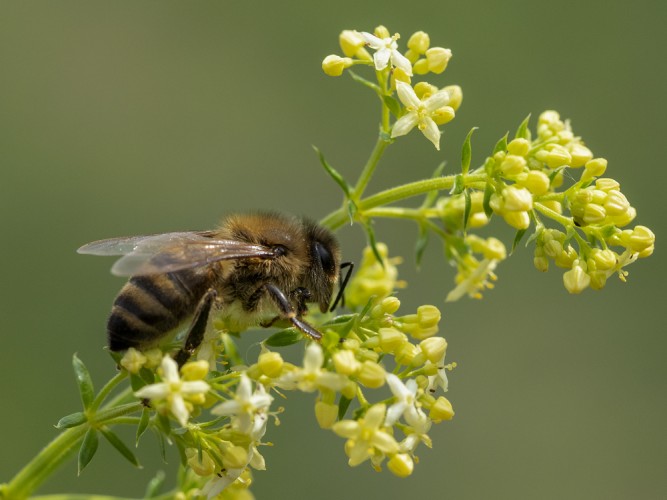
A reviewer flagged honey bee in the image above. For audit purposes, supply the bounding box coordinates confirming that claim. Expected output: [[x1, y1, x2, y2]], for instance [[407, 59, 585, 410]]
[[78, 212, 351, 365]]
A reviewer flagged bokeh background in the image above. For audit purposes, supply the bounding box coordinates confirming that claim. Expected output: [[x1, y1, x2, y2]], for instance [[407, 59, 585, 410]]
[[1, 1, 665, 499]]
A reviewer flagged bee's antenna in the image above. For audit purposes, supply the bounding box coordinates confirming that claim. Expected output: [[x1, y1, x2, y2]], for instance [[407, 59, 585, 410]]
[[330, 261, 354, 312]]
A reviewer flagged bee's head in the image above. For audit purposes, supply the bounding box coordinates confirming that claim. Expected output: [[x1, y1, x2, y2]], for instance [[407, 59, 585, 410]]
[[303, 220, 340, 313]]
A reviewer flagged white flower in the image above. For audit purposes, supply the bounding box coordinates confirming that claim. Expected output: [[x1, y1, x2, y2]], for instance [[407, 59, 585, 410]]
[[426, 353, 449, 394], [201, 466, 245, 499], [276, 343, 347, 392], [385, 374, 422, 426], [134, 356, 210, 427], [332, 404, 399, 466], [392, 81, 450, 150], [211, 374, 273, 434], [360, 32, 413, 75], [399, 409, 432, 453]]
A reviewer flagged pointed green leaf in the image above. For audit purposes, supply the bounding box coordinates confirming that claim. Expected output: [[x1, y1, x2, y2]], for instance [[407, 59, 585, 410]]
[[152, 428, 168, 463], [461, 127, 477, 175], [483, 183, 494, 217], [100, 427, 141, 468], [347, 199, 358, 224], [511, 228, 528, 255], [144, 470, 166, 498], [364, 222, 385, 269], [514, 113, 532, 140], [314, 146, 351, 197], [415, 224, 429, 270], [72, 354, 95, 410], [492, 132, 509, 155], [56, 411, 87, 429], [221, 334, 243, 366], [265, 329, 303, 347], [462, 189, 472, 230], [338, 395, 353, 420], [136, 408, 151, 446], [383, 95, 401, 118], [449, 173, 465, 195], [78, 427, 99, 475]]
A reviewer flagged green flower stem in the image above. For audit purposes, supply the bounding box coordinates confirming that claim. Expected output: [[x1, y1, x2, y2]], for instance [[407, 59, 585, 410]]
[[90, 371, 128, 412], [322, 172, 487, 230], [32, 494, 176, 500], [351, 136, 390, 202], [3, 397, 142, 500], [533, 201, 573, 228]]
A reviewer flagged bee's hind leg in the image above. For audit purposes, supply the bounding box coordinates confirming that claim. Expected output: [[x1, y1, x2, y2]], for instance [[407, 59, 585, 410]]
[[174, 288, 217, 367], [264, 283, 322, 340]]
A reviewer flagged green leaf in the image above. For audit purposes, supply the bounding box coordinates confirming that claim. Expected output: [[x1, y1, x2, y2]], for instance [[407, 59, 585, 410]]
[[514, 113, 532, 140], [136, 408, 151, 446], [338, 395, 353, 420], [101, 427, 141, 468], [78, 427, 99, 475], [152, 428, 168, 464], [364, 222, 384, 269], [72, 354, 95, 410], [383, 94, 401, 118], [483, 182, 494, 218], [462, 189, 472, 230], [449, 173, 465, 195], [222, 334, 243, 366], [55, 411, 87, 429], [144, 470, 166, 498], [548, 165, 567, 183], [461, 127, 477, 175], [511, 228, 528, 255], [492, 132, 509, 155], [264, 329, 303, 347], [414, 223, 429, 270], [347, 199, 358, 224], [313, 146, 352, 198]]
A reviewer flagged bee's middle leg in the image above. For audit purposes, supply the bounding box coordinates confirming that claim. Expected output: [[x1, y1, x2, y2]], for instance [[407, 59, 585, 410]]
[[264, 283, 322, 340], [173, 288, 217, 367]]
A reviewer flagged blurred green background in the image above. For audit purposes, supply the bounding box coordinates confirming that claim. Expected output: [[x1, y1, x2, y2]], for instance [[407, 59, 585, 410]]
[[1, 1, 665, 499]]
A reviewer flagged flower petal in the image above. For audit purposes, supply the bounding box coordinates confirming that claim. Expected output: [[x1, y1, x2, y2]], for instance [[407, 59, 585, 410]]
[[395, 81, 420, 108], [391, 49, 413, 76], [360, 32, 383, 49], [134, 382, 169, 400], [391, 112, 419, 138], [160, 356, 180, 383], [419, 117, 441, 150], [373, 48, 391, 71], [303, 342, 323, 372], [423, 90, 450, 112], [170, 394, 189, 427]]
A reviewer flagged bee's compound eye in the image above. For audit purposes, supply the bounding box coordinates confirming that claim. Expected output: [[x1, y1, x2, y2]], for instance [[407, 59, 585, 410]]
[[273, 245, 288, 257], [314, 241, 336, 276]]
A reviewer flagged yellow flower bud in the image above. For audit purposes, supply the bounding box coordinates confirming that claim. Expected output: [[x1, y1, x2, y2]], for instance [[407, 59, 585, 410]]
[[322, 55, 352, 77], [430, 105, 455, 125], [374, 25, 390, 39], [503, 210, 531, 230], [581, 158, 607, 182], [443, 85, 463, 111], [181, 360, 209, 381], [609, 206, 636, 227], [315, 401, 339, 429], [186, 448, 216, 477], [603, 190, 630, 216], [357, 360, 386, 388], [387, 453, 414, 477], [258, 351, 284, 378], [341, 380, 357, 400], [595, 177, 620, 192], [425, 47, 452, 74], [567, 143, 593, 167], [419, 337, 447, 364], [523, 170, 550, 196], [413, 81, 438, 99], [582, 203, 606, 225], [484, 237, 507, 261], [339, 30, 365, 57], [545, 145, 572, 168], [430, 396, 455, 422], [563, 261, 590, 294], [500, 155, 526, 177], [407, 31, 430, 54], [395, 342, 419, 366], [589, 249, 617, 271], [503, 186, 533, 212], [378, 327, 407, 353], [588, 270, 608, 290], [507, 138, 530, 157], [627, 225, 656, 253], [554, 245, 577, 269], [142, 348, 163, 369], [222, 445, 249, 469], [120, 347, 146, 374], [333, 349, 361, 376], [412, 58, 429, 75]]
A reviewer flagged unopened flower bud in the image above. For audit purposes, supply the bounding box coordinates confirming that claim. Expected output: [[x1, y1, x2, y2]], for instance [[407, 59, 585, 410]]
[[604, 190, 630, 216], [407, 31, 430, 54], [181, 360, 209, 381], [322, 55, 352, 77], [387, 453, 414, 477], [432, 106, 456, 125], [500, 155, 526, 177], [186, 448, 216, 477], [627, 225, 656, 253], [589, 248, 617, 271], [339, 30, 365, 57], [582, 203, 606, 225], [357, 361, 386, 388], [258, 351, 284, 378], [425, 47, 452, 74], [413, 81, 438, 99], [545, 145, 572, 168], [563, 261, 590, 294], [567, 143, 593, 167], [221, 445, 249, 469], [315, 401, 339, 429], [120, 347, 146, 374], [523, 170, 550, 196], [430, 396, 455, 422], [503, 186, 533, 212], [333, 349, 361, 375], [581, 158, 607, 182], [507, 138, 530, 157], [374, 25, 390, 39], [443, 85, 462, 111], [503, 211, 531, 230], [395, 342, 419, 366], [378, 327, 407, 353], [419, 337, 447, 364], [610, 206, 636, 227]]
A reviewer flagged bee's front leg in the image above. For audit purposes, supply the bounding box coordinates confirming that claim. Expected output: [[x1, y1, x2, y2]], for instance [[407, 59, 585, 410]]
[[173, 288, 217, 367], [264, 283, 322, 340]]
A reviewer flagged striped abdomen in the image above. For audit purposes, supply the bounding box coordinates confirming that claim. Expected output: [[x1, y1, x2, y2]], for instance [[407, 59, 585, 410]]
[[107, 269, 211, 351]]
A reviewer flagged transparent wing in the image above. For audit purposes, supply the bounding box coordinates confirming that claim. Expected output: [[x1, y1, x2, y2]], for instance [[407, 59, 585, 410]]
[[77, 231, 276, 276]]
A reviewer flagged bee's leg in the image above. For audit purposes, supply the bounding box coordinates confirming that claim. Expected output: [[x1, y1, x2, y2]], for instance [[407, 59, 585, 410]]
[[173, 288, 217, 367], [264, 283, 322, 340]]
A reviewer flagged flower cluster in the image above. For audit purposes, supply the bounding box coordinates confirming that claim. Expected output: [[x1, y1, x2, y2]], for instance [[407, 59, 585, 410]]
[[322, 25, 459, 150]]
